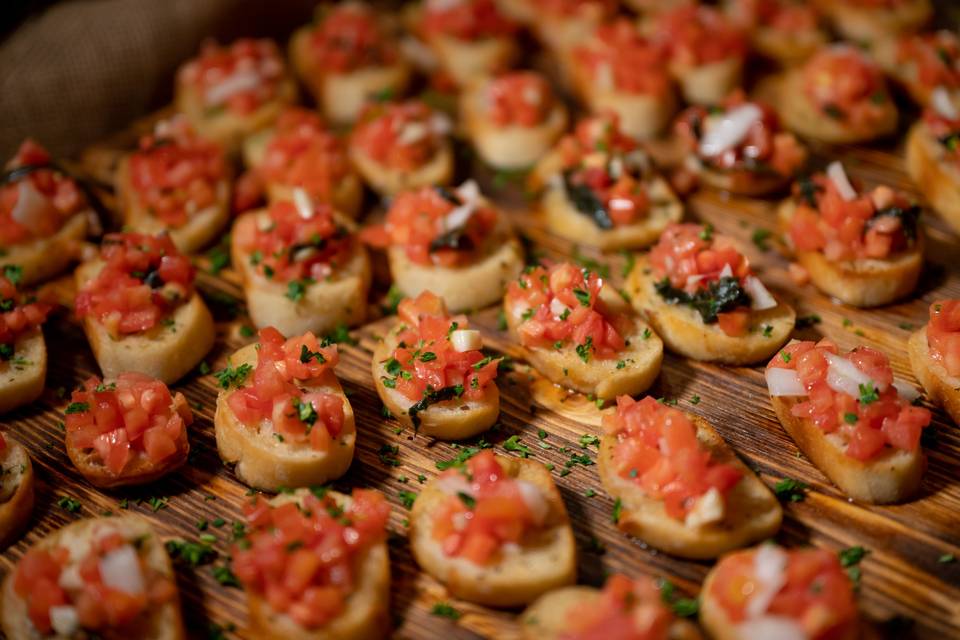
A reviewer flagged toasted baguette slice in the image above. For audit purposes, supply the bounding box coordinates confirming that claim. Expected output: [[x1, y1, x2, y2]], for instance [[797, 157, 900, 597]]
[[627, 255, 796, 365], [0, 434, 34, 549], [777, 70, 898, 144], [215, 343, 356, 491], [290, 27, 411, 126], [672, 58, 743, 107], [410, 455, 576, 606], [0, 515, 186, 640], [906, 122, 960, 236], [777, 199, 922, 307], [245, 489, 390, 640], [522, 585, 703, 640], [75, 260, 215, 384], [0, 212, 88, 287], [349, 139, 454, 197], [504, 287, 664, 400], [426, 34, 518, 87], [748, 25, 827, 67], [909, 327, 960, 425], [812, 0, 930, 42], [578, 89, 676, 141], [599, 412, 782, 559], [0, 328, 46, 414], [371, 324, 499, 439], [770, 395, 925, 503], [115, 156, 231, 254]]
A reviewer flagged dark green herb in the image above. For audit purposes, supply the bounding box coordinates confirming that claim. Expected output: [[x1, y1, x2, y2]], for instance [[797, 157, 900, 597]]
[[431, 602, 461, 620], [409, 385, 465, 429], [752, 228, 773, 251], [503, 435, 531, 458], [562, 169, 613, 229], [773, 478, 809, 502], [858, 383, 879, 405], [65, 402, 89, 414], [165, 539, 217, 567], [57, 496, 81, 513], [655, 276, 750, 324], [398, 490, 417, 509], [456, 491, 476, 509], [214, 362, 252, 389], [212, 564, 240, 587], [659, 579, 700, 617], [611, 498, 622, 523], [795, 314, 822, 329], [285, 278, 314, 302], [378, 444, 401, 467]]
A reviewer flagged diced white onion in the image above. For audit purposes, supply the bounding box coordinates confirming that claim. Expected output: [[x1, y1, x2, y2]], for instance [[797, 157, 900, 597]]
[[450, 329, 482, 352], [516, 480, 549, 524], [824, 352, 883, 400], [743, 276, 778, 311], [699, 104, 763, 158], [931, 86, 959, 121], [719, 263, 734, 279], [400, 36, 439, 71], [11, 180, 55, 234], [738, 616, 807, 640], [441, 180, 482, 230], [765, 368, 806, 397], [57, 564, 84, 591], [685, 274, 705, 291], [204, 70, 261, 107], [49, 605, 80, 636], [684, 487, 725, 529], [293, 187, 314, 220], [397, 122, 429, 145], [99, 545, 145, 595], [550, 298, 569, 318], [430, 112, 453, 136], [826, 161, 857, 202], [893, 380, 921, 403], [746, 544, 788, 618], [608, 157, 624, 179]]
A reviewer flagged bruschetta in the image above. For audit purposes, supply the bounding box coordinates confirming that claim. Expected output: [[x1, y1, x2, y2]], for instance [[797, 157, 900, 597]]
[[0, 432, 33, 549], [413, 0, 520, 86], [360, 180, 523, 312], [777, 162, 923, 307], [527, 0, 616, 61], [599, 396, 782, 559], [460, 71, 568, 170], [175, 38, 297, 152], [723, 0, 828, 66], [504, 262, 663, 400], [231, 487, 391, 639], [523, 574, 702, 640], [530, 114, 683, 251], [874, 30, 960, 110], [63, 372, 192, 488], [289, 3, 411, 125], [776, 45, 897, 144], [646, 5, 748, 106], [909, 300, 960, 425], [0, 139, 91, 286], [372, 291, 500, 438], [0, 267, 52, 413], [231, 195, 371, 337], [627, 223, 796, 365], [409, 450, 576, 606], [812, 0, 931, 43], [214, 327, 356, 491], [674, 92, 808, 196], [116, 116, 230, 254], [700, 544, 859, 640], [74, 232, 215, 384], [241, 107, 363, 218], [905, 91, 960, 235], [348, 100, 454, 197], [569, 19, 676, 141], [1, 515, 185, 639], [766, 339, 931, 503]]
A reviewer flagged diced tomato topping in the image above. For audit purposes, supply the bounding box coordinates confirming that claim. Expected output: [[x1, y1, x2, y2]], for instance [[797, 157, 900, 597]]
[[351, 100, 446, 172], [74, 232, 195, 336], [227, 327, 344, 451], [486, 71, 555, 127], [431, 451, 546, 565], [766, 341, 931, 460], [128, 116, 225, 228], [652, 5, 747, 68], [788, 174, 917, 261], [801, 47, 890, 128], [232, 488, 389, 630], [506, 262, 629, 359], [897, 30, 960, 91], [531, 0, 616, 19], [710, 546, 858, 640], [178, 38, 287, 115], [65, 372, 192, 476], [562, 574, 674, 640], [0, 273, 53, 359], [928, 299, 960, 377], [421, 0, 517, 41], [306, 4, 399, 72], [0, 139, 85, 245], [574, 18, 670, 96], [921, 108, 960, 166]]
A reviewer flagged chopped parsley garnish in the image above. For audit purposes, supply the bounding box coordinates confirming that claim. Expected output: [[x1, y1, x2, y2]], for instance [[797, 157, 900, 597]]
[[408, 385, 465, 429], [780, 351, 792, 363], [690, 394, 701, 405], [579, 434, 600, 448], [57, 496, 82, 513], [659, 579, 700, 617], [214, 362, 252, 389], [503, 435, 531, 458], [430, 602, 462, 620], [398, 490, 417, 509], [497, 310, 508, 331], [655, 276, 750, 324], [858, 383, 879, 405], [64, 402, 89, 415], [751, 228, 772, 251], [939, 554, 956, 564], [322, 323, 357, 346], [620, 249, 636, 278], [436, 440, 492, 470], [212, 564, 240, 587], [285, 278, 314, 302], [165, 539, 217, 567], [642, 328, 652, 340], [762, 324, 773, 338], [844, 412, 858, 425], [2, 265, 23, 285], [299, 344, 326, 364], [378, 444, 401, 467], [699, 224, 713, 241], [773, 478, 809, 502], [575, 337, 593, 363], [292, 397, 317, 425], [839, 546, 869, 587], [572, 288, 591, 307], [611, 497, 622, 523], [456, 491, 476, 509]]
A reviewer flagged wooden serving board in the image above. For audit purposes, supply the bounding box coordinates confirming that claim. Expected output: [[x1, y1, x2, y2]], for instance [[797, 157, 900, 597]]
[[3, 90, 960, 640]]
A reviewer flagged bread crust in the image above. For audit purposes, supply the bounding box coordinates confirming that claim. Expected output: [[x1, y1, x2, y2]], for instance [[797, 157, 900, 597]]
[[0, 515, 186, 640], [425, 33, 518, 87], [906, 122, 960, 236], [370, 324, 499, 439], [348, 139, 454, 197], [245, 490, 390, 640], [909, 326, 960, 425], [813, 0, 930, 42], [504, 287, 664, 399], [75, 260, 215, 385], [627, 255, 796, 365], [748, 25, 826, 67], [777, 199, 922, 307], [579, 88, 676, 141], [0, 434, 34, 550], [777, 70, 898, 144], [214, 343, 356, 492], [0, 328, 46, 414], [0, 212, 88, 287], [770, 395, 925, 503], [232, 209, 372, 337], [289, 27, 411, 126], [409, 455, 576, 607], [115, 156, 231, 254], [672, 57, 743, 107]]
